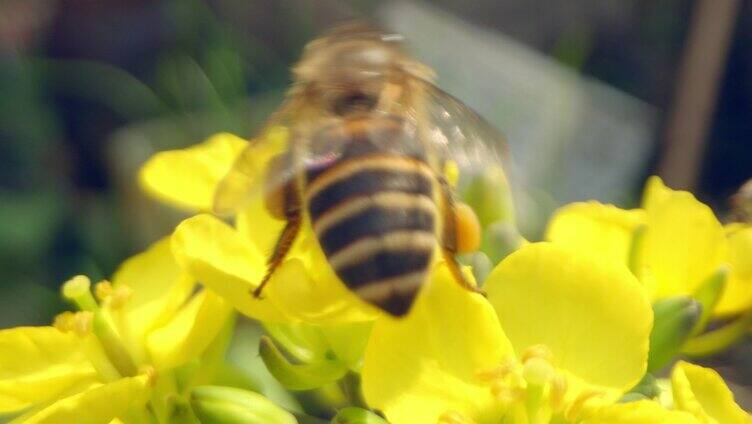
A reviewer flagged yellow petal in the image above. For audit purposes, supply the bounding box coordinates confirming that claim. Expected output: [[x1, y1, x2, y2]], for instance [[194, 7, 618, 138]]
[[640, 177, 727, 298], [545, 201, 645, 265], [486, 243, 652, 393], [715, 224, 752, 316], [265, 247, 378, 323], [580, 400, 699, 424], [138, 133, 247, 211], [235, 196, 285, 256], [112, 237, 195, 342], [361, 264, 512, 424], [147, 290, 233, 370], [0, 327, 99, 413], [641, 176, 675, 212], [13, 375, 151, 424], [671, 361, 750, 423], [171, 214, 290, 322]]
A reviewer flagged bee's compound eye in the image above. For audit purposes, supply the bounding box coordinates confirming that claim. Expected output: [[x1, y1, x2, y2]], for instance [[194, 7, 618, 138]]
[[332, 91, 377, 116], [454, 202, 481, 253]]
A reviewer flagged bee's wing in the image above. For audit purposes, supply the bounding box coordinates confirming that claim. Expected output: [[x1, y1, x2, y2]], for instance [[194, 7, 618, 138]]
[[415, 79, 510, 181], [213, 100, 305, 214]]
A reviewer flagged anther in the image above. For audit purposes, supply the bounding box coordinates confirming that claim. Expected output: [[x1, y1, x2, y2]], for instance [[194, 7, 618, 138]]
[[53, 311, 93, 336], [521, 344, 553, 364], [95, 280, 133, 309], [94, 280, 113, 302], [477, 360, 515, 382]]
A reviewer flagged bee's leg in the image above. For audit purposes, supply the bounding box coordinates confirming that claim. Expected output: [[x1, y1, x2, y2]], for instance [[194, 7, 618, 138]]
[[253, 167, 302, 298], [438, 177, 485, 295]]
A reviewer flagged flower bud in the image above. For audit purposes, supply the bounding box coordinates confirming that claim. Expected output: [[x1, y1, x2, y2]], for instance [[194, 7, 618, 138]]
[[190, 386, 297, 424], [259, 336, 348, 391], [648, 296, 701, 371]]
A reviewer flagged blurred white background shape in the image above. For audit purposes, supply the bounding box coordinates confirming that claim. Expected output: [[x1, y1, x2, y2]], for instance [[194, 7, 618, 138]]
[[379, 1, 655, 233]]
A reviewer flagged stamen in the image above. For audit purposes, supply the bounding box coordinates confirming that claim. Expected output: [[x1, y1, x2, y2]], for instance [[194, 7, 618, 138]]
[[549, 374, 568, 412], [53, 311, 93, 336], [94, 280, 113, 302], [566, 389, 605, 422], [477, 360, 515, 382], [521, 344, 553, 364], [95, 280, 133, 309]]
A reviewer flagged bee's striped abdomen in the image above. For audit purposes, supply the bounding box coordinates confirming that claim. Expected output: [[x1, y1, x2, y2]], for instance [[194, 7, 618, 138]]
[[304, 119, 437, 316]]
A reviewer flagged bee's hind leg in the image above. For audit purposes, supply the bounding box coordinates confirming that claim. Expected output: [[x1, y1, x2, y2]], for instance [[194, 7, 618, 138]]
[[253, 180, 302, 298], [438, 177, 486, 296]]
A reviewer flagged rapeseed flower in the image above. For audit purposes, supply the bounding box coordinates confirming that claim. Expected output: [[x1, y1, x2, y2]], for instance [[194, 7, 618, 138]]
[[0, 237, 234, 423], [546, 177, 752, 355], [547, 176, 751, 315], [139, 133, 751, 423], [359, 242, 697, 423]]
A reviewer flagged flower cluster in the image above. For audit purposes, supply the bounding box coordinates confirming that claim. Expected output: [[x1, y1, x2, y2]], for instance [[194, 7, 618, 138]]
[[1, 131, 750, 424]]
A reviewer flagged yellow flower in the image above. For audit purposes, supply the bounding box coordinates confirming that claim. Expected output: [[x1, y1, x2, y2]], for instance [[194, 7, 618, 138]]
[[0, 237, 233, 423], [546, 176, 752, 316], [360, 242, 691, 424], [140, 132, 381, 323], [670, 361, 750, 423]]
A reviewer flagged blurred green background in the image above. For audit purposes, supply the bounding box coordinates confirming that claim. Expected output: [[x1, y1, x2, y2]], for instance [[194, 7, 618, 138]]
[[0, 0, 750, 344]]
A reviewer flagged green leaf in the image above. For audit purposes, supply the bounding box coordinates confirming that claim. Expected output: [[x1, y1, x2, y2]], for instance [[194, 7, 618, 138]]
[[190, 386, 297, 424], [331, 407, 388, 424], [648, 297, 701, 372], [259, 336, 348, 391]]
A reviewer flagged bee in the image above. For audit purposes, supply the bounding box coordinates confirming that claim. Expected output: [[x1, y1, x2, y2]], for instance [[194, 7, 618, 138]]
[[214, 24, 508, 316]]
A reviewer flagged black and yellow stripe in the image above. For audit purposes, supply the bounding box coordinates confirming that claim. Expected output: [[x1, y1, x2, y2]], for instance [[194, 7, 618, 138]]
[[304, 118, 437, 316]]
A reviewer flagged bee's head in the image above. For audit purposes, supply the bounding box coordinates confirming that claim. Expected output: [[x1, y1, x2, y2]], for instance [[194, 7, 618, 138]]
[[293, 22, 434, 116]]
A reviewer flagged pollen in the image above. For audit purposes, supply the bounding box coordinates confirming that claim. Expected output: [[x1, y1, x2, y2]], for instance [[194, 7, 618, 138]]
[[53, 311, 93, 336], [94, 280, 113, 301], [95, 280, 134, 309], [454, 202, 481, 253]]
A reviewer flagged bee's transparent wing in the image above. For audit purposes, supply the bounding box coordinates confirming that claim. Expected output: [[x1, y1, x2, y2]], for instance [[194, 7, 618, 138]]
[[212, 98, 354, 215], [416, 79, 511, 185], [213, 100, 304, 215]]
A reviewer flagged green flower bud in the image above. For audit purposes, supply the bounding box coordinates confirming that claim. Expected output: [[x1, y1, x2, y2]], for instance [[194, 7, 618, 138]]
[[690, 265, 729, 336], [259, 336, 348, 391], [648, 297, 702, 372], [190, 385, 297, 424]]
